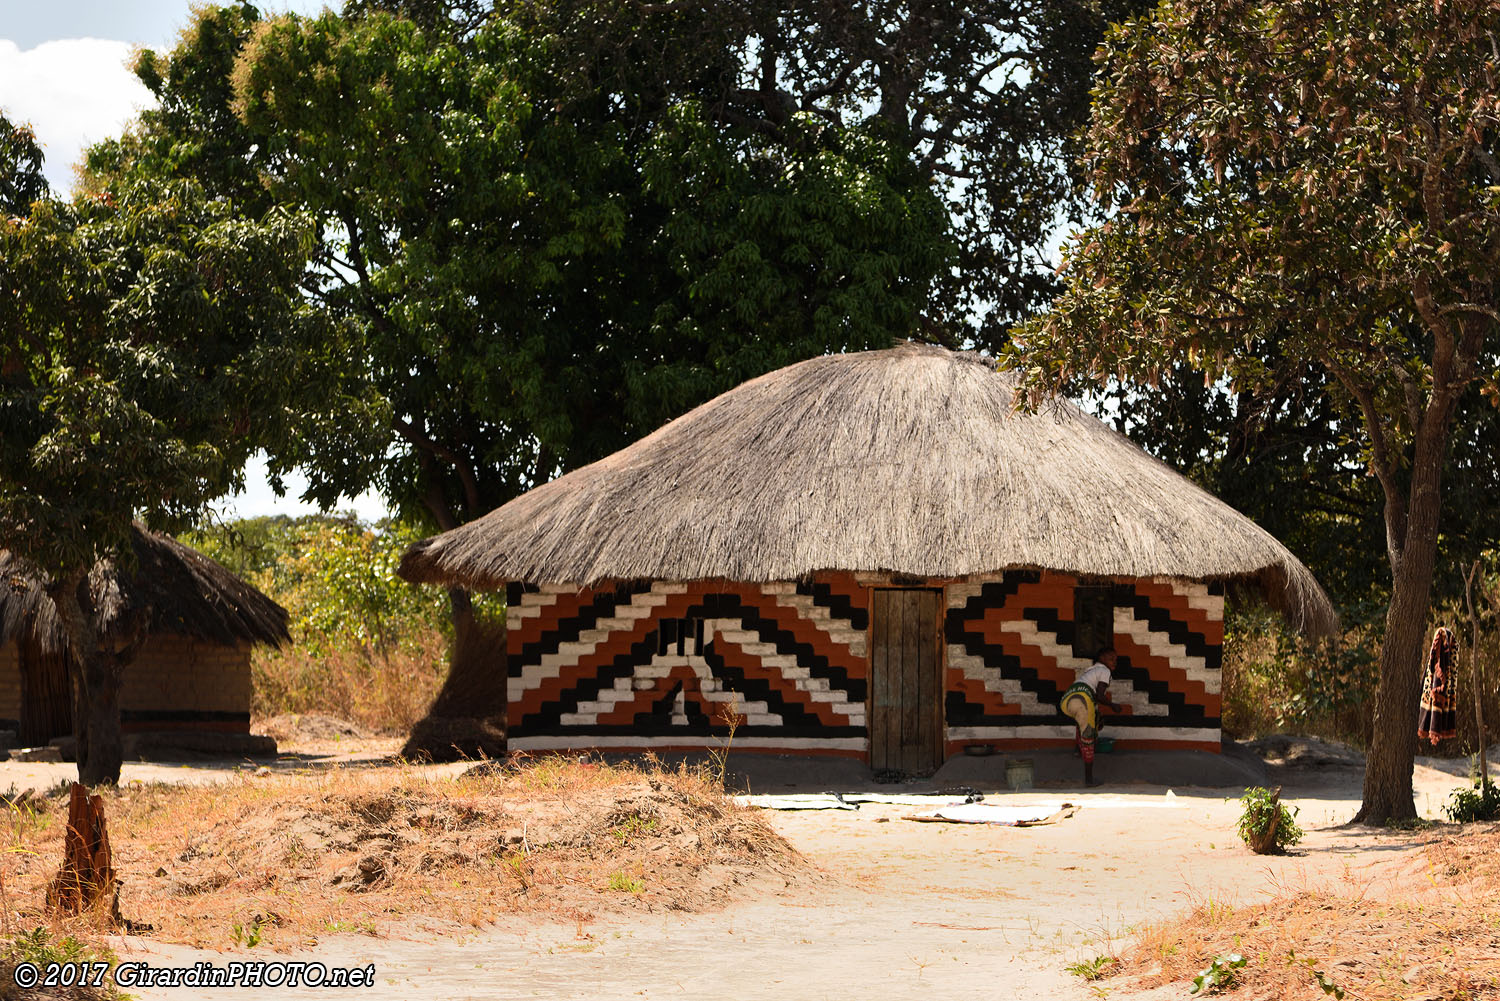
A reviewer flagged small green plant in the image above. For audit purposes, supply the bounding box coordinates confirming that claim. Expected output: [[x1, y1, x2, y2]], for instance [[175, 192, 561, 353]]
[[1065, 955, 1118, 981], [1190, 952, 1246, 995], [1288, 950, 1345, 998], [610, 814, 659, 845], [1443, 779, 1500, 823], [5, 926, 115, 968], [230, 915, 264, 948], [607, 870, 646, 894], [1236, 786, 1303, 854], [502, 850, 532, 892]]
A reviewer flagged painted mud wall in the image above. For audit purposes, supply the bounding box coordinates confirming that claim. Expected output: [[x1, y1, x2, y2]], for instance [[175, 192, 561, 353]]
[[505, 571, 1224, 757], [0, 635, 253, 739]]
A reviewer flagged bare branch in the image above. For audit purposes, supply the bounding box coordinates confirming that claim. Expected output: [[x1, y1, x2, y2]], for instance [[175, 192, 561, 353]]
[[393, 416, 482, 517]]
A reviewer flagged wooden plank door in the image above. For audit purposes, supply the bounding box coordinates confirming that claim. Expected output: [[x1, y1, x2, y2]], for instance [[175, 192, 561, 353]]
[[869, 588, 942, 774]]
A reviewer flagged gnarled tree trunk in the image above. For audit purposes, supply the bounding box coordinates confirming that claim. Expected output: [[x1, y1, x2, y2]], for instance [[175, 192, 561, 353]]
[[48, 572, 127, 787], [400, 586, 508, 762], [1352, 377, 1454, 824]]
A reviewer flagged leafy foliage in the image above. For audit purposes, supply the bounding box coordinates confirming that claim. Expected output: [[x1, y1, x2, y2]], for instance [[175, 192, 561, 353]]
[[1444, 779, 1500, 824], [1237, 787, 1303, 854], [0, 122, 370, 782], [0, 114, 48, 215], [1224, 603, 1381, 733], [1190, 952, 1246, 995], [1012, 0, 1500, 823], [189, 515, 460, 731], [95, 4, 958, 535], [188, 515, 456, 656]]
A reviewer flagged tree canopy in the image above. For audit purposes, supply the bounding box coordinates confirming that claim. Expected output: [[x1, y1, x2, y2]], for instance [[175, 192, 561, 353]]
[[1014, 0, 1500, 822], [1, 115, 48, 216], [0, 129, 359, 782]]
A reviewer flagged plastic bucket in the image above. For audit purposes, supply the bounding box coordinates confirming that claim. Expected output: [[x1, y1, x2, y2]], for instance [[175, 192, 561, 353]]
[[1005, 758, 1034, 791]]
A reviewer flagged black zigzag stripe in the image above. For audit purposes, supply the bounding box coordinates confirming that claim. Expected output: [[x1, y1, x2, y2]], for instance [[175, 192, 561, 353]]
[[943, 574, 1070, 725], [509, 582, 655, 678], [795, 580, 870, 630], [1112, 583, 1222, 669], [533, 723, 866, 739], [518, 590, 864, 736], [1105, 654, 1209, 725], [696, 640, 835, 736], [518, 628, 661, 735], [697, 593, 867, 703]]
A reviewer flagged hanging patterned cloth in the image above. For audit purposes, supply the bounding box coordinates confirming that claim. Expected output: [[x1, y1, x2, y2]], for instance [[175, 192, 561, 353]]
[[1417, 626, 1459, 746]]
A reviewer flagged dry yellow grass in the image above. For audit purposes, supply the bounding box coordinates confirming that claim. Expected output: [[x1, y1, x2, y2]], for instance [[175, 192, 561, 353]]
[[0, 757, 808, 952], [1106, 824, 1500, 1000], [250, 628, 449, 735]]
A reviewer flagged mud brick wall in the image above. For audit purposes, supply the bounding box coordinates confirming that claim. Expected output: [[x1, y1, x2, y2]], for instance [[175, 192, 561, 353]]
[[0, 635, 253, 735], [119, 635, 253, 732], [505, 575, 871, 755], [0, 641, 19, 726], [944, 570, 1224, 753]]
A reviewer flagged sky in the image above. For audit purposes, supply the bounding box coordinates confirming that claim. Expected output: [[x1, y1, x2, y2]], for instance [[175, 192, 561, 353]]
[[1, 1, 389, 523]]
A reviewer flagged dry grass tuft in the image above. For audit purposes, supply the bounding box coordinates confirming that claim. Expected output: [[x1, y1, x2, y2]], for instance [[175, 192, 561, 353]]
[[1111, 824, 1500, 1000], [0, 757, 809, 952]]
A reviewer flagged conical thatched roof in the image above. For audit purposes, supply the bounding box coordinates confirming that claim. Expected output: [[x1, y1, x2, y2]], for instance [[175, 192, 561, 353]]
[[0, 524, 290, 656], [401, 343, 1336, 635]]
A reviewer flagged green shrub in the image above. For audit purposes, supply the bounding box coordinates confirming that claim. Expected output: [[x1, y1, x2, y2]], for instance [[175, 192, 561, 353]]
[[1237, 786, 1303, 854], [1443, 780, 1500, 824]]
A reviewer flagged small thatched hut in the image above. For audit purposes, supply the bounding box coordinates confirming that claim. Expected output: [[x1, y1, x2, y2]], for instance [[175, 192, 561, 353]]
[[400, 344, 1335, 772], [0, 525, 288, 749]]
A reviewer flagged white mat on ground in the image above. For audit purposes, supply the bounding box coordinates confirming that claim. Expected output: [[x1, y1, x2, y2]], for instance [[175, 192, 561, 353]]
[[733, 792, 977, 811], [906, 802, 1079, 826], [732, 794, 858, 810]]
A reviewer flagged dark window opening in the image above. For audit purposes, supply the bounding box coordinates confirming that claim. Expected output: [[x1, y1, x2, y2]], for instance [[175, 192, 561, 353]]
[[1073, 584, 1114, 660]]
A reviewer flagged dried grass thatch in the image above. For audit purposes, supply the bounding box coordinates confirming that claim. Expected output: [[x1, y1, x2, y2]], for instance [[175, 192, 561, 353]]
[[0, 524, 289, 656], [401, 343, 1337, 635]]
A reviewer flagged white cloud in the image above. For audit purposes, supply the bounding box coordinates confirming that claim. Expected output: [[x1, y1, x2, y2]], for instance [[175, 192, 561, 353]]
[[0, 38, 155, 194]]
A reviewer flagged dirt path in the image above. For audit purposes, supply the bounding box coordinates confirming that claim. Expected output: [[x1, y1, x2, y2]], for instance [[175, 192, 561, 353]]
[[5, 745, 1486, 1000]]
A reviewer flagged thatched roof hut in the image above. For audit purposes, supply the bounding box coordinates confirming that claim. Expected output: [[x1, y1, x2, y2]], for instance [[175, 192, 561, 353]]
[[0, 525, 287, 748], [398, 343, 1334, 771], [401, 343, 1333, 634], [0, 524, 289, 655]]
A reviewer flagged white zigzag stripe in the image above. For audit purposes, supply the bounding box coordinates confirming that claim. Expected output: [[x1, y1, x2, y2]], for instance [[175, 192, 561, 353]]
[[510, 583, 866, 728]]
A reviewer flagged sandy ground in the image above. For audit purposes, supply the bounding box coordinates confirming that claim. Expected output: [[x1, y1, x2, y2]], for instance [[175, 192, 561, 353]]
[[4, 744, 1493, 1000]]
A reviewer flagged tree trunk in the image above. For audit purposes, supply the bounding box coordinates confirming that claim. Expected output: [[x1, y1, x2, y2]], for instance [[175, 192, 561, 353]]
[[1353, 551, 1438, 823], [76, 650, 124, 787], [399, 584, 508, 763], [1353, 394, 1453, 824], [48, 572, 126, 787]]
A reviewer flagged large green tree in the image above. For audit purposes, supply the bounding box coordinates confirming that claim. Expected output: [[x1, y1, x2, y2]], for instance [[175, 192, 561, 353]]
[[1015, 0, 1500, 821], [97, 1, 1149, 755], [0, 115, 358, 784]]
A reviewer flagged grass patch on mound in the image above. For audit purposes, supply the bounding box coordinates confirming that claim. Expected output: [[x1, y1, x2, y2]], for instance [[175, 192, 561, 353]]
[[0, 757, 809, 951], [1101, 824, 1500, 999]]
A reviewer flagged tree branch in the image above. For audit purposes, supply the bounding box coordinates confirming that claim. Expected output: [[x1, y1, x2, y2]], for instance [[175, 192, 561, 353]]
[[393, 416, 482, 518], [1324, 355, 1407, 570]]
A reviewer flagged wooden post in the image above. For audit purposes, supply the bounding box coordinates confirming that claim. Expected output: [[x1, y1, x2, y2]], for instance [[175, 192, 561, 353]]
[[1465, 561, 1489, 793], [47, 783, 120, 923]]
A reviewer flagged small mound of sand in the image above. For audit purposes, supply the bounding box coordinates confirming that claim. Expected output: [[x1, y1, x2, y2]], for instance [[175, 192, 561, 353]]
[[14, 760, 811, 950], [254, 713, 368, 744]]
